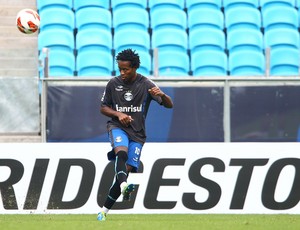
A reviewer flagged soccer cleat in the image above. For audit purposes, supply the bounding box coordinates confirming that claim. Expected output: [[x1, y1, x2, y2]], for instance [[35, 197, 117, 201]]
[[122, 183, 135, 201], [97, 211, 106, 221]]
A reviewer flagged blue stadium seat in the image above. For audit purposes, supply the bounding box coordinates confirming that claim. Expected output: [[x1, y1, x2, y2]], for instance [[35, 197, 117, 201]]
[[151, 8, 187, 30], [113, 7, 149, 31], [152, 28, 188, 53], [39, 8, 74, 32], [270, 48, 300, 76], [227, 28, 264, 52], [260, 0, 295, 9], [191, 50, 227, 76], [262, 5, 298, 31], [77, 50, 113, 77], [229, 50, 265, 76], [37, 0, 72, 11], [186, 0, 222, 12], [115, 50, 151, 76], [42, 50, 75, 77], [76, 29, 112, 53], [75, 7, 112, 31], [223, 0, 259, 11], [111, 0, 147, 10], [225, 6, 261, 32], [149, 0, 185, 12], [73, 0, 110, 10], [155, 51, 190, 76], [114, 29, 150, 54], [38, 29, 74, 52], [189, 28, 225, 53], [188, 8, 224, 31], [264, 28, 299, 49]]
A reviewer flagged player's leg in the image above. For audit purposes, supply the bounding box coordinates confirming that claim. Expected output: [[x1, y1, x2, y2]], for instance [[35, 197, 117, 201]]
[[121, 141, 143, 201]]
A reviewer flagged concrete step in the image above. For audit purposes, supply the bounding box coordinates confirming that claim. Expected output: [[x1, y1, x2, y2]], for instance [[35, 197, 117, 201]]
[[0, 69, 39, 77], [0, 37, 37, 48], [0, 6, 37, 17], [0, 57, 38, 69], [0, 48, 38, 58], [0, 25, 39, 37], [0, 0, 36, 7], [0, 135, 42, 143]]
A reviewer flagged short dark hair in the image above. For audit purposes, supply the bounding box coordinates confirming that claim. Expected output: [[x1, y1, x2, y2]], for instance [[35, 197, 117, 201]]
[[116, 49, 140, 69]]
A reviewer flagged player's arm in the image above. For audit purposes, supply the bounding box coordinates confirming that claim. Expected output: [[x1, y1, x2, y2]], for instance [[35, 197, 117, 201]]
[[101, 105, 133, 127], [148, 87, 173, 108]]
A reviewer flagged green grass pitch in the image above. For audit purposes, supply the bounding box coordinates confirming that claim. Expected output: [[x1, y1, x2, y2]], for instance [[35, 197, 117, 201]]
[[0, 214, 300, 230]]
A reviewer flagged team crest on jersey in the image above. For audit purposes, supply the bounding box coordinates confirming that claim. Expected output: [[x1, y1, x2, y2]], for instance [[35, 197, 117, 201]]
[[124, 91, 133, 101], [115, 85, 123, 91], [115, 136, 122, 142]]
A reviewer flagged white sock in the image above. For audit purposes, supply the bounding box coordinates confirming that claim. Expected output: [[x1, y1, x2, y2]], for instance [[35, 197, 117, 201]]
[[120, 182, 127, 192], [102, 206, 109, 214]]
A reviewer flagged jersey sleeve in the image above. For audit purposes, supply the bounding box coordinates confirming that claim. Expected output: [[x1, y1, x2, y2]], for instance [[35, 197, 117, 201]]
[[101, 80, 113, 107], [147, 78, 163, 105]]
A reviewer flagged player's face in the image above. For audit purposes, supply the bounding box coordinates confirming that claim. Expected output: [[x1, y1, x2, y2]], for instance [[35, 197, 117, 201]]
[[118, 61, 137, 83]]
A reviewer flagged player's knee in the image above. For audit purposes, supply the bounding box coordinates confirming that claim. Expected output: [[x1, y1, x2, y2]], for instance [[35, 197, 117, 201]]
[[117, 150, 128, 162]]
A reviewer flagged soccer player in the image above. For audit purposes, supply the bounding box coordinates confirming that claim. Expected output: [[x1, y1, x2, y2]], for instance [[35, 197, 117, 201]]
[[97, 49, 173, 221]]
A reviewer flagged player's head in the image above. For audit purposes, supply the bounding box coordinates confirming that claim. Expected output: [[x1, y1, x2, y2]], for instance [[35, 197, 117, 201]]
[[116, 49, 140, 69], [116, 49, 140, 83]]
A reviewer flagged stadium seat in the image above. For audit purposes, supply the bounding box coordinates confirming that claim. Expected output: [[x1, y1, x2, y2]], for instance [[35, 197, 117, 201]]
[[262, 5, 298, 31], [113, 7, 149, 31], [152, 28, 188, 53], [225, 6, 261, 32], [227, 28, 264, 52], [264, 28, 299, 49], [75, 7, 112, 31], [77, 50, 113, 77], [149, 0, 185, 12], [73, 0, 110, 10], [270, 47, 300, 76], [41, 50, 75, 77], [155, 51, 190, 76], [151, 8, 187, 30], [37, 0, 72, 11], [186, 0, 222, 12], [260, 0, 295, 9], [229, 50, 265, 76], [191, 50, 227, 76], [114, 29, 150, 54], [188, 8, 224, 31], [38, 29, 74, 52], [111, 0, 147, 10], [189, 28, 225, 53], [39, 8, 74, 32], [223, 0, 259, 11], [115, 50, 151, 76], [76, 29, 112, 53]]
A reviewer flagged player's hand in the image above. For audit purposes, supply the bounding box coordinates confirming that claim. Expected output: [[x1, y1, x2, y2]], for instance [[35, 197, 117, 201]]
[[148, 87, 164, 97], [118, 113, 134, 127]]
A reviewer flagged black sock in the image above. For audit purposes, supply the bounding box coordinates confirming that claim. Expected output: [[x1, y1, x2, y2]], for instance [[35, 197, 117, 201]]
[[104, 177, 121, 209], [115, 150, 128, 184]]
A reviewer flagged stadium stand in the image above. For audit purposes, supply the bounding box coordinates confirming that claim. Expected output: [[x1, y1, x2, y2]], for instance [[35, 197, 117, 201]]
[[34, 0, 300, 78], [191, 50, 228, 76], [188, 7, 224, 30], [185, 0, 222, 12], [37, 0, 72, 11], [228, 50, 265, 76], [223, 0, 259, 11], [75, 7, 112, 32], [76, 50, 113, 77], [113, 7, 149, 32], [111, 0, 147, 10], [39, 7, 75, 32], [73, 0, 110, 10]]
